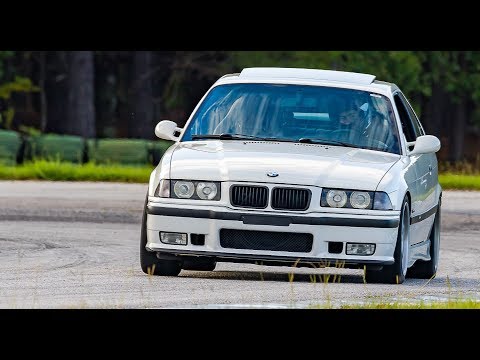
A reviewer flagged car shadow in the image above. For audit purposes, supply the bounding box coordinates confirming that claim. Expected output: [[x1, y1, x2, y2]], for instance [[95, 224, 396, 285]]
[[181, 269, 365, 284], [180, 269, 477, 286]]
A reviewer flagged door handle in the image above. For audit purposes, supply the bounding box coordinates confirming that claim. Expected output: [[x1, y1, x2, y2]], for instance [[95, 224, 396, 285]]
[[428, 164, 432, 175]]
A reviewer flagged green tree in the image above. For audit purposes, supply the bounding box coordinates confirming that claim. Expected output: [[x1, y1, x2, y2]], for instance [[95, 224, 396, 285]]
[[415, 51, 480, 161], [0, 51, 39, 129]]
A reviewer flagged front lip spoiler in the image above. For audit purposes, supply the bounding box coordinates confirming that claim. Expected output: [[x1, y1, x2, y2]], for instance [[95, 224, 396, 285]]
[[148, 247, 394, 266], [146, 205, 399, 228]]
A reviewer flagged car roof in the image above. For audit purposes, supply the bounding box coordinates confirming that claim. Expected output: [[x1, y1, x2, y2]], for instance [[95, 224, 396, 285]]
[[215, 67, 399, 96]]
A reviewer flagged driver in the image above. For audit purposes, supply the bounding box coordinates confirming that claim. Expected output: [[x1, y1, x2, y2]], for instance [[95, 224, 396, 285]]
[[328, 94, 400, 153], [328, 95, 369, 144]]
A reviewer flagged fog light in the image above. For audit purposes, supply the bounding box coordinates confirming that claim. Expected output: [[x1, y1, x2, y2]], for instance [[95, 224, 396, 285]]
[[346, 243, 375, 256], [160, 232, 187, 245]]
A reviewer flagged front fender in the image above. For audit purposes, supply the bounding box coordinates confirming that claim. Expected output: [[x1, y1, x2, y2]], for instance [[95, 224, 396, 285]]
[[376, 156, 412, 211], [148, 143, 178, 197]]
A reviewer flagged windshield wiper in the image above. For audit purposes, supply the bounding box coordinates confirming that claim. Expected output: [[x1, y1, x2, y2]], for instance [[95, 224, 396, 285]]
[[192, 133, 265, 141], [192, 134, 296, 142], [297, 138, 359, 148]]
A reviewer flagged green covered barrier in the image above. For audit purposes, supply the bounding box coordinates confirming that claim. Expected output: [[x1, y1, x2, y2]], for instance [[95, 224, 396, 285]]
[[26, 134, 85, 163], [148, 140, 174, 165], [1, 131, 174, 167], [87, 138, 152, 165], [0, 130, 22, 165]]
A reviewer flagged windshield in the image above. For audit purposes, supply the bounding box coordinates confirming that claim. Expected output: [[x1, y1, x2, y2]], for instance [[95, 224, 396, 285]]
[[182, 83, 401, 154]]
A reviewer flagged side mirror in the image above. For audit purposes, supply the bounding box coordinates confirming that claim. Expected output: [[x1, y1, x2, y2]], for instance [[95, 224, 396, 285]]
[[155, 120, 182, 141], [408, 135, 441, 156]]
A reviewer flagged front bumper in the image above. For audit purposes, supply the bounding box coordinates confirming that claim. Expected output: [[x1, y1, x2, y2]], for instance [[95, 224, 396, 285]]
[[145, 202, 400, 266]]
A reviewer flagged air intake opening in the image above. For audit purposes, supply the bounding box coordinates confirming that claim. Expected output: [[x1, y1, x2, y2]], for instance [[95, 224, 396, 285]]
[[220, 229, 313, 253], [328, 242, 343, 254], [191, 234, 205, 246]]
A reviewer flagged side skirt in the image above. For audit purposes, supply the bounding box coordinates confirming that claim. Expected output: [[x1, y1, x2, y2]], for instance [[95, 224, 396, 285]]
[[408, 239, 431, 267]]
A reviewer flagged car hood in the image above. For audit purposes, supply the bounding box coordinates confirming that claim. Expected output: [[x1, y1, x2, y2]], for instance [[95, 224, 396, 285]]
[[169, 140, 401, 191]]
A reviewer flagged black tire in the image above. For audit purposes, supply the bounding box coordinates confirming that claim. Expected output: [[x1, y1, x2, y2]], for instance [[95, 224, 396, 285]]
[[407, 198, 441, 279], [182, 258, 217, 271], [140, 194, 181, 276], [365, 196, 410, 284]]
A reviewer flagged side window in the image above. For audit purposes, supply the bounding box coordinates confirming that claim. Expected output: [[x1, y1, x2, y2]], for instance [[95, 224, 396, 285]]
[[399, 92, 424, 136], [393, 93, 417, 143]]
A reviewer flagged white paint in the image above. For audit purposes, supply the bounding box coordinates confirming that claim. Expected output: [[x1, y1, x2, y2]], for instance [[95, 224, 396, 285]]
[[147, 67, 442, 274], [239, 67, 376, 85]]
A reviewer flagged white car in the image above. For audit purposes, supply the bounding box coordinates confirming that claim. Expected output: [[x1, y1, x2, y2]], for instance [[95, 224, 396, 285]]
[[141, 67, 441, 284]]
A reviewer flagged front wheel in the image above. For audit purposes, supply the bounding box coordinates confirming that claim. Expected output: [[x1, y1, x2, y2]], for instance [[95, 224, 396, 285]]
[[365, 196, 410, 284], [140, 193, 181, 276]]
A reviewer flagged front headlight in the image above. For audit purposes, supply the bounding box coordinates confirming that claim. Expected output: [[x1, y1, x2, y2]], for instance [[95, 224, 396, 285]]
[[173, 181, 195, 198], [350, 191, 371, 209], [196, 182, 218, 200], [167, 180, 221, 201], [321, 188, 392, 210], [326, 189, 347, 208]]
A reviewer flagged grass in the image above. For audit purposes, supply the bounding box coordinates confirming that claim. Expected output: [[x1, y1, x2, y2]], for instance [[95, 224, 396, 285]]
[[0, 160, 480, 189], [438, 173, 480, 190], [438, 159, 480, 190], [338, 299, 480, 309], [0, 160, 153, 183]]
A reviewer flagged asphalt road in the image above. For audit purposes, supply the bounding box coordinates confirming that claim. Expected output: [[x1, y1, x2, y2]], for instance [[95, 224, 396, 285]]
[[0, 181, 479, 308]]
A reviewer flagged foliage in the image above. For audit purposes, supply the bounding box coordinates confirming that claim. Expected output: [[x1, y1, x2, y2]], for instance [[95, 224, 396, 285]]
[[0, 76, 39, 100], [18, 125, 41, 136], [0, 160, 153, 182], [420, 52, 480, 102], [0, 72, 40, 128], [158, 51, 230, 126]]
